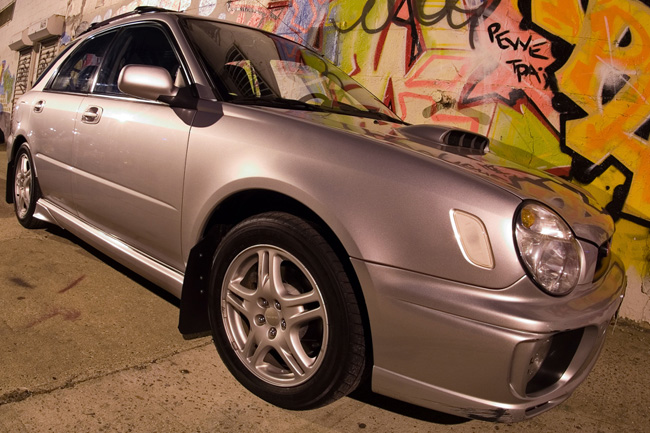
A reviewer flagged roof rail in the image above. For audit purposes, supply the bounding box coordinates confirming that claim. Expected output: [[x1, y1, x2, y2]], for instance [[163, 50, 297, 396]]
[[79, 6, 177, 36]]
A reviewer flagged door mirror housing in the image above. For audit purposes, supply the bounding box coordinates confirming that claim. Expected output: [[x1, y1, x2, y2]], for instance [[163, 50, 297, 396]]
[[118, 65, 178, 101]]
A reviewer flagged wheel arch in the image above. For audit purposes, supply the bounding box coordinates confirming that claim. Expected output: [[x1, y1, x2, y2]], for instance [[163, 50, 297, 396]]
[[178, 189, 373, 365]]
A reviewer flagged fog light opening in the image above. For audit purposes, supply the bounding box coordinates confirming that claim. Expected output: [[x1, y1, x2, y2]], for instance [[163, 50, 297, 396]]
[[527, 338, 552, 381], [526, 328, 584, 395]]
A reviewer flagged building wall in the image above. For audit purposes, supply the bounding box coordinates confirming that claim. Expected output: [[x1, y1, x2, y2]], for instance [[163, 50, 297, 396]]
[[1, 0, 648, 322], [0, 0, 68, 134]]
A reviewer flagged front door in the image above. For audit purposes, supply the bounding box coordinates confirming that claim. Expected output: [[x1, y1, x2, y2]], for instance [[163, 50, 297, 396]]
[[71, 24, 194, 270]]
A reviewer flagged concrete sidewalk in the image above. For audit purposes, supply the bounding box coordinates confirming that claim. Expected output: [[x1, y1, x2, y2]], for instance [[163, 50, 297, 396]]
[[1, 323, 647, 433], [1, 145, 649, 432]]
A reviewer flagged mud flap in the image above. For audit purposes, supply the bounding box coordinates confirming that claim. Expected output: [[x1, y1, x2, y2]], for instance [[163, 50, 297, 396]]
[[178, 230, 221, 338]]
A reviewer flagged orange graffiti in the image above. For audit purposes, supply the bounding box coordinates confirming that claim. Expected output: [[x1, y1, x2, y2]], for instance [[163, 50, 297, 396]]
[[532, 0, 650, 223]]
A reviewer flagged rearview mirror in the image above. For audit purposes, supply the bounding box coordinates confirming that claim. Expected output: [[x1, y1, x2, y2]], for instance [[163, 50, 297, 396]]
[[118, 65, 178, 101]]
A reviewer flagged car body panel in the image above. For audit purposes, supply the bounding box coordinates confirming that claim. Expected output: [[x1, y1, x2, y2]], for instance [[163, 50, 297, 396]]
[[72, 95, 192, 269], [16, 91, 83, 212], [354, 256, 624, 421], [33, 197, 186, 295], [182, 104, 525, 285]]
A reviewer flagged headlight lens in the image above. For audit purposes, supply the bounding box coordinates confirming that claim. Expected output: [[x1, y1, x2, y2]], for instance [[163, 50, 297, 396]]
[[515, 202, 582, 296]]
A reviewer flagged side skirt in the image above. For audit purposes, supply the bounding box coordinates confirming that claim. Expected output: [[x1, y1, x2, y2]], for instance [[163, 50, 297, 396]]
[[34, 199, 184, 298]]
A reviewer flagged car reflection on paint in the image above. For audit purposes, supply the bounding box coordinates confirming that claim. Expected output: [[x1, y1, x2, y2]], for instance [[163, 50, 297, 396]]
[[5, 7, 625, 423]]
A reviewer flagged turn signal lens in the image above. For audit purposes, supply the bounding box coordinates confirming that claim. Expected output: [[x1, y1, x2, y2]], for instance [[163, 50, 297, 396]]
[[520, 207, 536, 229], [451, 210, 494, 269]]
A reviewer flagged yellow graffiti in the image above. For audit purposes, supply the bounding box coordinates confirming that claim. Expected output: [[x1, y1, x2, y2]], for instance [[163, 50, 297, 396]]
[[533, 0, 650, 215], [531, 0, 650, 275]]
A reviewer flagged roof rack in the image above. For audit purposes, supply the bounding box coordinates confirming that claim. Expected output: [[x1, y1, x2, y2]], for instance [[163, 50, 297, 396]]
[[80, 6, 177, 36]]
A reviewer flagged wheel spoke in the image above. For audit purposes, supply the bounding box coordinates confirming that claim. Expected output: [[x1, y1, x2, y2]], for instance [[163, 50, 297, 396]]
[[257, 249, 271, 295], [257, 248, 286, 299], [277, 335, 311, 377], [268, 250, 285, 296], [243, 330, 269, 365], [22, 179, 31, 208], [19, 155, 29, 175], [16, 191, 26, 211], [287, 304, 325, 326], [224, 289, 251, 317], [280, 289, 321, 308], [227, 278, 256, 303]]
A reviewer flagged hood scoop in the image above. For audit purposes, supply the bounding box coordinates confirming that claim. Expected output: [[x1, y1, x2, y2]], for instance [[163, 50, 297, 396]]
[[398, 124, 490, 154]]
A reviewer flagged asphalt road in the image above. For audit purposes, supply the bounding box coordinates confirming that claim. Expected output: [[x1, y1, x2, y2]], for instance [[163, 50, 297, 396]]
[[1, 144, 649, 432]]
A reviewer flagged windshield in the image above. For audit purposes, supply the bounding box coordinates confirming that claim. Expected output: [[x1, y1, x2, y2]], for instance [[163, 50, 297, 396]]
[[182, 18, 402, 123]]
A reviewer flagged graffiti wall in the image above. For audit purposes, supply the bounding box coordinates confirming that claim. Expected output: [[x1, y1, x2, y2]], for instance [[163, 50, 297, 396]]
[[6, 0, 648, 320], [0, 60, 13, 111], [0, 60, 15, 141]]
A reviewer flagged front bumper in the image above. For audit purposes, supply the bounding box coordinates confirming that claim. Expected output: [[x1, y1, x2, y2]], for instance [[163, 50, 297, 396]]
[[352, 255, 625, 422]]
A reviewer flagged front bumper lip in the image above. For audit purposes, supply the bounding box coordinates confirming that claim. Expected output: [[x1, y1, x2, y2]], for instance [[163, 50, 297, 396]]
[[353, 255, 625, 422]]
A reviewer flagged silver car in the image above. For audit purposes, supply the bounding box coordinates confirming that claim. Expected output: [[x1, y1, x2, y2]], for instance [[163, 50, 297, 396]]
[[5, 7, 625, 422]]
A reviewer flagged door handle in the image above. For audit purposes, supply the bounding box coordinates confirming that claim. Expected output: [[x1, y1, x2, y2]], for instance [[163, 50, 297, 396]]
[[33, 100, 45, 113], [81, 106, 103, 124]]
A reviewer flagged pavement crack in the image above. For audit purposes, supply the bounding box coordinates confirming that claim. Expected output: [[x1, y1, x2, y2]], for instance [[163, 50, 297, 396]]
[[0, 339, 212, 407], [0, 388, 33, 405]]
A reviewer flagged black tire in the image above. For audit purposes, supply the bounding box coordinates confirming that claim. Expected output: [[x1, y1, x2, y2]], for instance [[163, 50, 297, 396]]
[[13, 145, 45, 229], [208, 212, 366, 409]]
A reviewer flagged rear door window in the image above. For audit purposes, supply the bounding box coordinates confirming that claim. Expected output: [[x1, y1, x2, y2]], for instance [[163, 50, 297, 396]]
[[48, 31, 116, 93]]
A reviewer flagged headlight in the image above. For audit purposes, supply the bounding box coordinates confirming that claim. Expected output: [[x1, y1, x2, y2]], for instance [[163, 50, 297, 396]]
[[514, 202, 582, 296]]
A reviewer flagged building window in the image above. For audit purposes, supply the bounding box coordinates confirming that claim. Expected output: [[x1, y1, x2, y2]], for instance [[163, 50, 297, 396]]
[[12, 48, 33, 108], [35, 38, 59, 81], [0, 1, 15, 28]]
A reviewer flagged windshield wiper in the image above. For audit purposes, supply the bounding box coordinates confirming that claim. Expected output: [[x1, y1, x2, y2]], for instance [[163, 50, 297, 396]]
[[231, 96, 406, 124], [331, 102, 406, 124], [230, 96, 324, 112]]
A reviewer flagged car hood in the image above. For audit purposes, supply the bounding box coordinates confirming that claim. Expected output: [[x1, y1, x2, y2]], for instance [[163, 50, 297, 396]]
[[244, 105, 614, 246]]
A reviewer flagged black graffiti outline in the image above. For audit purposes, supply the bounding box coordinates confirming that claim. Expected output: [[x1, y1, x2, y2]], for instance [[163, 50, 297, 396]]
[[487, 21, 549, 58], [518, 0, 650, 228], [333, 0, 501, 49], [459, 18, 553, 114], [391, 0, 425, 70]]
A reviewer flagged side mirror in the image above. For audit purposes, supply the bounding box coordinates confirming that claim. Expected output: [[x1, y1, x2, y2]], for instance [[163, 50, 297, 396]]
[[118, 65, 178, 101]]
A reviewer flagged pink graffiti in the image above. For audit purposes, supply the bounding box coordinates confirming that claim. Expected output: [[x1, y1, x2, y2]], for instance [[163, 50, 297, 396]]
[[227, 0, 330, 47], [460, 4, 556, 120]]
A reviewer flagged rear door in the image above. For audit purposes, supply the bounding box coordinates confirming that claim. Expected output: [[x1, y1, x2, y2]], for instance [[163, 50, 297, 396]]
[[72, 24, 194, 270], [29, 31, 116, 213]]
